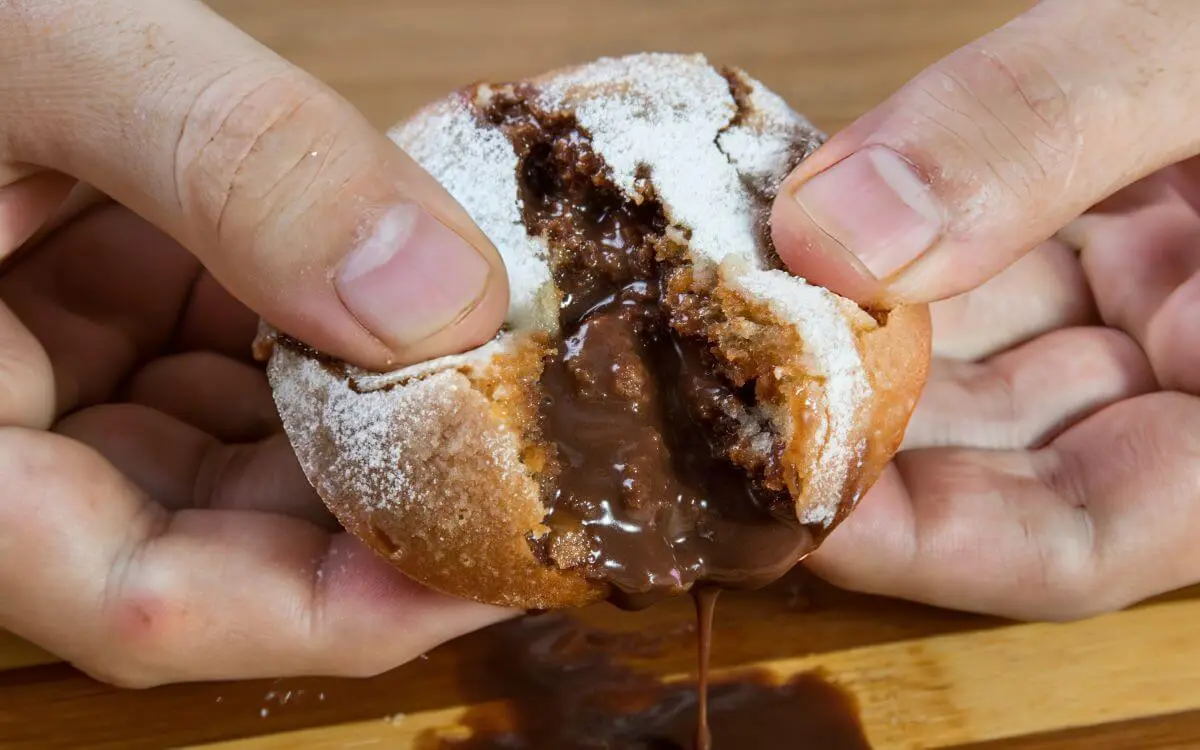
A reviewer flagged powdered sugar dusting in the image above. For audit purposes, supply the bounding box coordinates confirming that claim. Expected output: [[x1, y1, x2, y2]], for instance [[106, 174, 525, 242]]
[[700, 64, 872, 524], [269, 344, 539, 527], [536, 54, 762, 269], [389, 97, 555, 334], [730, 269, 870, 526], [272, 350, 420, 512], [717, 70, 824, 195]]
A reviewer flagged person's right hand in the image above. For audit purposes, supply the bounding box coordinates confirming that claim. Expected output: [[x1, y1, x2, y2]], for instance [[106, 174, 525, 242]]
[[771, 0, 1200, 620]]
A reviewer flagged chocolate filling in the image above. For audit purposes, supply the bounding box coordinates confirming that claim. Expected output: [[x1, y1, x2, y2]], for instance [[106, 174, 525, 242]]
[[482, 87, 817, 610]]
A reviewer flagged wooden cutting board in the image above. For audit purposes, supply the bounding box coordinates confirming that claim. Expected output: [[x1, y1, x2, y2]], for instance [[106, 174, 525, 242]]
[[3, 572, 1200, 749], [10, 0, 1199, 748]]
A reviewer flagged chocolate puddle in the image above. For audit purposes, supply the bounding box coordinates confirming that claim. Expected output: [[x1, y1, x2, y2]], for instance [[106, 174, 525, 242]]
[[421, 603, 870, 750]]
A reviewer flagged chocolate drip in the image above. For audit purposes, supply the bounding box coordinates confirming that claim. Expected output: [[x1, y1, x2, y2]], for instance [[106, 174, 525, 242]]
[[693, 588, 720, 750]]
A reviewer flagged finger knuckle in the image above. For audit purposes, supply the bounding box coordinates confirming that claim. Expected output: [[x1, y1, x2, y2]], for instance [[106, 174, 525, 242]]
[[171, 65, 349, 261], [87, 590, 182, 689], [1032, 554, 1105, 622], [1025, 454, 1111, 621], [900, 41, 1079, 211], [1037, 568, 1117, 622], [90, 509, 179, 688], [79, 592, 178, 688]]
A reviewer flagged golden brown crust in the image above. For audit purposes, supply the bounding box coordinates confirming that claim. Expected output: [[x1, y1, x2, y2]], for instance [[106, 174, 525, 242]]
[[849, 304, 932, 517], [267, 338, 606, 610]]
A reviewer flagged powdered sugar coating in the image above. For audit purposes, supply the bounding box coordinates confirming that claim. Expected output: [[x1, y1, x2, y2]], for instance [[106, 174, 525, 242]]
[[272, 350, 449, 513], [537, 54, 758, 268], [293, 53, 871, 518], [388, 96, 555, 335], [376, 56, 870, 478], [717, 69, 825, 194], [268, 344, 592, 606]]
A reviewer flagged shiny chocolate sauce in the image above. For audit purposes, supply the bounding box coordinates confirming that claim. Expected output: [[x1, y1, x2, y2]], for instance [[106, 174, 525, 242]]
[[481, 88, 816, 610], [423, 609, 870, 750]]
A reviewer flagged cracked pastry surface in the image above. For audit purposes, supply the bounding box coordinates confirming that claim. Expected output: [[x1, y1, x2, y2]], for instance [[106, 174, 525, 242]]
[[262, 53, 931, 610]]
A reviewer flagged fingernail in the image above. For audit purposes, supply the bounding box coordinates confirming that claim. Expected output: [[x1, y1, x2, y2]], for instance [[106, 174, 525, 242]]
[[337, 204, 491, 349], [792, 146, 943, 280]]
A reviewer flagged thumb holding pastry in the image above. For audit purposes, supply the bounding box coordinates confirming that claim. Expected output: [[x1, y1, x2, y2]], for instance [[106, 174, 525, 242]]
[[769, 0, 1200, 308], [2, 0, 509, 371], [0, 0, 518, 687]]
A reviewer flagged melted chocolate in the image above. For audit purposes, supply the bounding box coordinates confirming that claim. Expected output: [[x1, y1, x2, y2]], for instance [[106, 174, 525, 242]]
[[536, 284, 814, 607], [422, 609, 870, 750], [481, 87, 815, 609]]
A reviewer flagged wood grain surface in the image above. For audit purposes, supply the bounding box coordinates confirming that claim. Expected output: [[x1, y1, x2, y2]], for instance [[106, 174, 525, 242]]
[[9, 0, 1200, 748]]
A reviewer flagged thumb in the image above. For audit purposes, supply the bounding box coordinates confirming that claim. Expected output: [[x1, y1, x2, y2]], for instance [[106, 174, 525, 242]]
[[770, 0, 1200, 306], [0, 0, 508, 370]]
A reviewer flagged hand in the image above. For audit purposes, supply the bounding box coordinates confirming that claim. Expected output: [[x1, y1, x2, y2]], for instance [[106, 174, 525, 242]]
[[771, 0, 1200, 620], [0, 1, 514, 686]]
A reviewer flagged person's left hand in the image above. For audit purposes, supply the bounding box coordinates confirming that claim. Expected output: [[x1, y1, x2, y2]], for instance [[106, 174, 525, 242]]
[[0, 0, 515, 688], [0, 198, 514, 687]]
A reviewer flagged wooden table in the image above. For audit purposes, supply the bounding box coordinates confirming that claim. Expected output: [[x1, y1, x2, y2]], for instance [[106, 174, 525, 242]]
[[7, 0, 1200, 747]]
